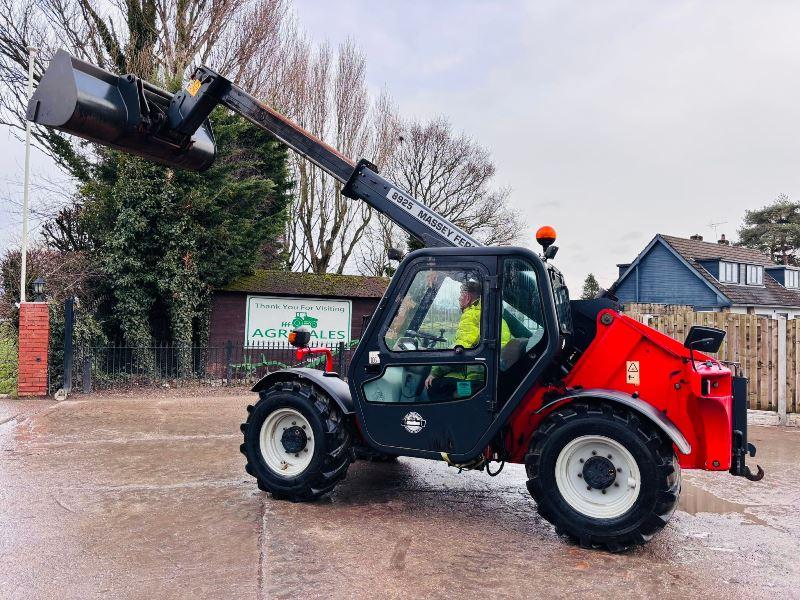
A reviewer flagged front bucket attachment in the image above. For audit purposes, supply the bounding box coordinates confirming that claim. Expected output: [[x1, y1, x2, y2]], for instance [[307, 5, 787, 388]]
[[26, 50, 215, 171]]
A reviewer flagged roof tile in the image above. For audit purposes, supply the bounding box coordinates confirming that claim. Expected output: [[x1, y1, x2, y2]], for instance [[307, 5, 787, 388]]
[[659, 235, 800, 307], [659, 235, 773, 265]]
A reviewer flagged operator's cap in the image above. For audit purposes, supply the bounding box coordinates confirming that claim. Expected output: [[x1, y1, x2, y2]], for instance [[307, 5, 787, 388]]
[[461, 274, 482, 294]]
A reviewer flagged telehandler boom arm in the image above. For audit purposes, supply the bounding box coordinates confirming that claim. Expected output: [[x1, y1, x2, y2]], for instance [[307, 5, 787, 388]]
[[27, 50, 480, 250]]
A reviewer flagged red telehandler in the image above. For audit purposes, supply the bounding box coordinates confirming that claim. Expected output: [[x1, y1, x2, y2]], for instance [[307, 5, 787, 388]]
[[28, 50, 763, 551]]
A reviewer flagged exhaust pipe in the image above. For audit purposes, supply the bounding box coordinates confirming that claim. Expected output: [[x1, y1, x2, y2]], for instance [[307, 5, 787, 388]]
[[26, 50, 215, 171]]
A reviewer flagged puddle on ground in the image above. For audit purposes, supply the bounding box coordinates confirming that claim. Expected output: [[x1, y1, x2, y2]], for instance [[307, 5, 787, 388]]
[[679, 481, 771, 527]]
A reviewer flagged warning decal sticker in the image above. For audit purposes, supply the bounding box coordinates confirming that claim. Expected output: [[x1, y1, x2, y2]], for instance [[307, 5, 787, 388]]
[[626, 361, 640, 385], [186, 79, 202, 96]]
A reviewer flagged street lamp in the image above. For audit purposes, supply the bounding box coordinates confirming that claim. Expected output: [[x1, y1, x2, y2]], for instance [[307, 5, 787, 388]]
[[32, 277, 45, 302]]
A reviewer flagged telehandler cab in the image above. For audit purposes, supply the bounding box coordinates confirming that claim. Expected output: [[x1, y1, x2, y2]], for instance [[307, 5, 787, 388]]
[[28, 50, 763, 551]]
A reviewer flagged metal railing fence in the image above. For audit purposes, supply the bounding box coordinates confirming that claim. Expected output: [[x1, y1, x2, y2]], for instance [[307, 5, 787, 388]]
[[64, 340, 356, 392]]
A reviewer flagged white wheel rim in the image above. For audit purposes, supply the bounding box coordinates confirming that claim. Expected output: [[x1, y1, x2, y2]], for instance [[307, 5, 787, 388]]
[[259, 408, 315, 477], [554, 435, 641, 519]]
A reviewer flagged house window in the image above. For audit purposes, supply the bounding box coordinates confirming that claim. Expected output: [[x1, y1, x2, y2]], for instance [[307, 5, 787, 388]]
[[719, 261, 739, 283], [746, 265, 763, 286], [785, 270, 800, 289]]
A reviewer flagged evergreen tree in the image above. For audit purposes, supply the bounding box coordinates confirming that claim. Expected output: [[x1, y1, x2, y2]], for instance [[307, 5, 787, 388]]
[[80, 108, 291, 347], [581, 273, 600, 299], [738, 194, 800, 265]]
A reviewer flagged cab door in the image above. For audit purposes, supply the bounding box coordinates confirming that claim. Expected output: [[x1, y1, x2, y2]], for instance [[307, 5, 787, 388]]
[[350, 254, 499, 459]]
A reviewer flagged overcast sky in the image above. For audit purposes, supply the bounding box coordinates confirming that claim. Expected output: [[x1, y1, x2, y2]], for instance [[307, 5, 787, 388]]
[[3, 0, 800, 291]]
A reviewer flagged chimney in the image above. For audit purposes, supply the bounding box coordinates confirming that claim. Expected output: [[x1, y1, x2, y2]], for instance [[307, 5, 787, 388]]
[[718, 234, 730, 246], [689, 234, 703, 241]]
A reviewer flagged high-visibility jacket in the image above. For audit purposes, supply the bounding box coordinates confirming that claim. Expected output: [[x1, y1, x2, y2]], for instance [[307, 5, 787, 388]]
[[430, 300, 511, 380]]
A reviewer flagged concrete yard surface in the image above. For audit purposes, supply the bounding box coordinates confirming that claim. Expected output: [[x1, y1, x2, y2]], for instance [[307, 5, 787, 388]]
[[1, 390, 798, 599]]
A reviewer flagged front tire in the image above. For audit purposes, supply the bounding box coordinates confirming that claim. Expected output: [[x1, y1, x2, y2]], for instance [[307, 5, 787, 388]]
[[525, 402, 680, 552], [240, 380, 352, 501]]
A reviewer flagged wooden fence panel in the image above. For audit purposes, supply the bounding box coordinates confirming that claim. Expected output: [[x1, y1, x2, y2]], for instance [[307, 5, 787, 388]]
[[786, 319, 793, 413], [772, 319, 779, 411], [786, 319, 800, 412], [622, 308, 796, 412], [749, 317, 759, 408]]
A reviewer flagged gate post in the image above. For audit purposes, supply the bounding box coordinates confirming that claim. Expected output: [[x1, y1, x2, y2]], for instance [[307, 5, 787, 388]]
[[337, 341, 345, 374], [778, 316, 787, 425], [225, 340, 233, 385], [17, 302, 49, 396], [63, 296, 75, 394]]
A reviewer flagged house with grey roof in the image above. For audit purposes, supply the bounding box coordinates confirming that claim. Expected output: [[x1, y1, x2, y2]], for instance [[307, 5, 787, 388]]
[[613, 234, 800, 318]]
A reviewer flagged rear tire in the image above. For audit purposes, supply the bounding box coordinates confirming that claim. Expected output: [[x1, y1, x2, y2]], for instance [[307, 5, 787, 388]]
[[240, 380, 352, 501], [525, 402, 680, 552]]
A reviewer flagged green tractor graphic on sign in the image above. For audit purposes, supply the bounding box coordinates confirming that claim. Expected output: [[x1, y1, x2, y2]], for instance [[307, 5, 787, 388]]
[[291, 311, 318, 328]]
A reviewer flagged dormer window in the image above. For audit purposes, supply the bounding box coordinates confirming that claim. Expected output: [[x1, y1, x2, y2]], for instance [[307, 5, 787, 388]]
[[719, 261, 739, 283], [746, 265, 763, 286], [786, 270, 800, 288]]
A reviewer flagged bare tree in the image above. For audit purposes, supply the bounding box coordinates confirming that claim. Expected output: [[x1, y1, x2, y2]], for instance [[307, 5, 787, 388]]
[[284, 40, 400, 274], [0, 1, 398, 275], [0, 245, 98, 325], [388, 116, 522, 249], [41, 199, 89, 252], [355, 212, 405, 276], [0, 1, 516, 276]]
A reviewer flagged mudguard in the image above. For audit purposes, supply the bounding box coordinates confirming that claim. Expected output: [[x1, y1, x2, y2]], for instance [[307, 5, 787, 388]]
[[251, 368, 355, 415], [537, 388, 692, 455]]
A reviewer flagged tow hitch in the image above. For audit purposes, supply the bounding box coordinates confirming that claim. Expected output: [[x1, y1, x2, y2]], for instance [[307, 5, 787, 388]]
[[731, 431, 764, 481], [730, 375, 765, 481]]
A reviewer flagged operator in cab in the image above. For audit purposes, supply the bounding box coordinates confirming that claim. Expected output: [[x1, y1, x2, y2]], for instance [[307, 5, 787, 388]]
[[424, 276, 511, 400]]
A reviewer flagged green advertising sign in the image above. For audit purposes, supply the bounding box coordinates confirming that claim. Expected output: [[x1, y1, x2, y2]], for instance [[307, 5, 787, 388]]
[[245, 296, 352, 347]]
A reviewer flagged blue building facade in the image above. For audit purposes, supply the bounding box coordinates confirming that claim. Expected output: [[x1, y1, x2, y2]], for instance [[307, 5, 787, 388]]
[[613, 234, 800, 316], [615, 240, 724, 309]]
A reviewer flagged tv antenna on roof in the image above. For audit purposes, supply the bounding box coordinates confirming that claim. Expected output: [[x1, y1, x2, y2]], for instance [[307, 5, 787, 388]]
[[708, 221, 728, 238]]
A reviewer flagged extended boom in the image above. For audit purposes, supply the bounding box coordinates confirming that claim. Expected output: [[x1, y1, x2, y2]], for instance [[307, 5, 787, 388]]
[[27, 50, 479, 249]]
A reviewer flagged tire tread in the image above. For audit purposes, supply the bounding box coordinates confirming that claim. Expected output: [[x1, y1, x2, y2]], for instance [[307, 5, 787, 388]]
[[240, 380, 351, 502], [525, 401, 680, 552]]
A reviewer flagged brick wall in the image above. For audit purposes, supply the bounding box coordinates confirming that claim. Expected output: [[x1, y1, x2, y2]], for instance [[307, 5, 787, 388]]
[[18, 302, 49, 396]]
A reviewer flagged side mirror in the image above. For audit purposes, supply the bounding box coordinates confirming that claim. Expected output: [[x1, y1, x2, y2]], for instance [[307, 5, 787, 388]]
[[387, 248, 404, 262], [684, 326, 725, 353], [288, 326, 312, 348]]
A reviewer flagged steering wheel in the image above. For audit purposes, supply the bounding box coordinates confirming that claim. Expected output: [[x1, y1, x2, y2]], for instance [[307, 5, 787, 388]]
[[405, 329, 447, 349]]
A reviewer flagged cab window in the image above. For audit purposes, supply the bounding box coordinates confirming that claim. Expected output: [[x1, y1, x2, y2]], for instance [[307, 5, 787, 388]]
[[367, 266, 487, 404], [384, 267, 484, 352], [549, 267, 572, 334], [363, 364, 487, 404], [498, 258, 547, 403]]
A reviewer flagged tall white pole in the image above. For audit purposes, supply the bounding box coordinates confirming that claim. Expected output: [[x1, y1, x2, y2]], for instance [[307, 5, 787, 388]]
[[20, 46, 37, 304]]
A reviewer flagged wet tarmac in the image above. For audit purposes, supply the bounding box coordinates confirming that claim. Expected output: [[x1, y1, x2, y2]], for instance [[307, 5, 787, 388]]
[[1, 390, 798, 599]]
